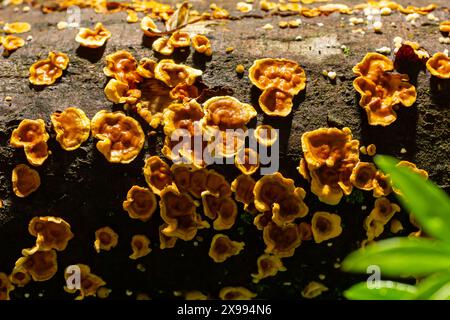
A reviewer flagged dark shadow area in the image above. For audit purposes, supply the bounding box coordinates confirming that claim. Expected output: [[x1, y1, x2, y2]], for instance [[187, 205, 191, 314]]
[[141, 34, 157, 49], [430, 77, 450, 105], [192, 51, 212, 71], [75, 45, 106, 63]]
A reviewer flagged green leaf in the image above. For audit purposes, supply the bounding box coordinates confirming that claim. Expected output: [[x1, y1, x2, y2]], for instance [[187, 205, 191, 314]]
[[342, 237, 450, 277], [374, 155, 450, 243], [414, 272, 450, 300], [344, 281, 417, 300]]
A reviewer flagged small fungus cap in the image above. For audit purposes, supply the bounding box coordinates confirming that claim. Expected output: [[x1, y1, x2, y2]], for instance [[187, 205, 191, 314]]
[[51, 107, 90, 151], [12, 164, 40, 197], [426, 52, 450, 79], [91, 111, 145, 164], [249, 58, 306, 95], [311, 211, 342, 243], [123, 186, 157, 222], [75, 22, 111, 48]]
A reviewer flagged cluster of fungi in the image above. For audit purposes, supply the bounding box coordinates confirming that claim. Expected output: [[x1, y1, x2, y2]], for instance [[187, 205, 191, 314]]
[[0, 0, 448, 300]]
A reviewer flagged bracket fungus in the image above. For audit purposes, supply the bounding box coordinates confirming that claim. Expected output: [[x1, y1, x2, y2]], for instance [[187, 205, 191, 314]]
[[311, 212, 342, 244], [364, 198, 401, 241], [353, 52, 417, 126], [258, 87, 294, 117], [154, 59, 202, 88], [219, 287, 256, 300], [12, 164, 40, 197], [192, 34, 212, 56], [94, 227, 119, 253], [263, 222, 302, 257], [152, 36, 175, 56], [9, 265, 31, 287], [64, 264, 106, 300], [27, 216, 74, 252], [159, 224, 178, 249], [251, 254, 286, 283], [426, 52, 450, 79], [91, 111, 145, 164], [254, 124, 278, 147], [162, 100, 203, 136], [1, 35, 25, 52], [208, 234, 244, 263], [136, 58, 157, 79], [143, 156, 173, 196], [249, 58, 306, 95], [103, 50, 141, 85], [75, 22, 111, 48], [10, 119, 50, 166], [235, 148, 260, 175], [123, 186, 157, 222], [350, 162, 377, 191], [301, 281, 329, 299], [169, 31, 190, 48], [159, 186, 208, 241], [201, 191, 238, 230], [129, 235, 152, 260], [3, 22, 31, 34], [0, 273, 14, 300], [254, 172, 308, 224], [300, 127, 360, 205], [15, 250, 58, 282], [373, 170, 392, 198], [51, 107, 90, 151], [140, 15, 162, 37], [231, 174, 256, 211], [29, 51, 69, 86], [202, 96, 256, 157], [104, 78, 142, 104]]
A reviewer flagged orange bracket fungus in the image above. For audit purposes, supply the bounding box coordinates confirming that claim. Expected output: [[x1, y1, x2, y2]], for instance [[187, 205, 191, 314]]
[[192, 34, 212, 56], [253, 172, 308, 224], [201, 191, 238, 230], [162, 100, 204, 136], [203, 96, 255, 128], [300, 127, 360, 205], [9, 265, 31, 287], [3, 22, 31, 34], [440, 21, 450, 34], [249, 58, 306, 95], [159, 224, 178, 249], [263, 222, 302, 257], [143, 156, 173, 196], [311, 212, 342, 244], [254, 124, 278, 147], [208, 234, 244, 263], [251, 254, 286, 283], [152, 37, 175, 56], [140, 15, 162, 37], [12, 164, 40, 197], [10, 119, 50, 166], [15, 250, 58, 282], [75, 22, 111, 48], [103, 50, 141, 85], [137, 58, 157, 79], [64, 264, 106, 300], [350, 162, 377, 191], [258, 87, 294, 117], [373, 170, 392, 198], [27, 216, 74, 252], [1, 35, 25, 52], [364, 198, 400, 241], [353, 52, 417, 126], [249, 58, 306, 116], [426, 52, 450, 79], [155, 59, 202, 88], [29, 51, 69, 86], [51, 107, 90, 151], [90, 111, 145, 164], [129, 235, 152, 260], [235, 148, 260, 175], [231, 174, 256, 211], [123, 186, 157, 222], [159, 186, 208, 241], [94, 227, 119, 253], [169, 31, 190, 48], [219, 287, 257, 300], [301, 281, 329, 299], [104, 79, 141, 104], [0, 273, 14, 300]]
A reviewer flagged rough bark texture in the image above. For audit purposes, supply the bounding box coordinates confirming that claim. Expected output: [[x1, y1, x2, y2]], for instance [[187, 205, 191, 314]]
[[0, 1, 449, 299]]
